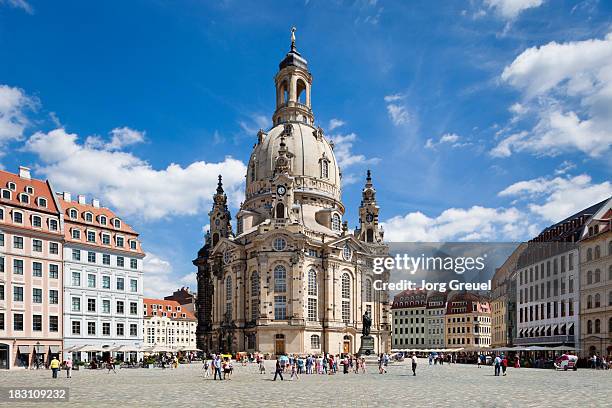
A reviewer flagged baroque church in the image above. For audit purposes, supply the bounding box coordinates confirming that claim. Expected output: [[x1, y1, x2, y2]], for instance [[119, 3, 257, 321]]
[[194, 31, 391, 356]]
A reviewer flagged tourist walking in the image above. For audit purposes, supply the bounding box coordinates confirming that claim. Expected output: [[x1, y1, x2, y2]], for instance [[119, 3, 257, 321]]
[[273, 359, 284, 381], [361, 357, 367, 373], [213, 356, 222, 380], [203, 359, 211, 378], [259, 358, 266, 374], [378, 353, 386, 374], [501, 355, 508, 376], [478, 354, 484, 368], [411, 353, 418, 376], [290, 361, 299, 380], [50, 356, 60, 379], [106, 357, 117, 374], [65, 358, 72, 378], [494, 355, 501, 376]]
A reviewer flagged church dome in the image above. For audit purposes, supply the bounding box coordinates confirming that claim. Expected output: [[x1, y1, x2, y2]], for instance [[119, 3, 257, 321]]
[[246, 122, 341, 201]]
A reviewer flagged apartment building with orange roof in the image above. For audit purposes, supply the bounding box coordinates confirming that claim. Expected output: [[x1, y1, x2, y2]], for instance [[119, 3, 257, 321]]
[[60, 192, 145, 362], [143, 298, 196, 350], [0, 166, 64, 369]]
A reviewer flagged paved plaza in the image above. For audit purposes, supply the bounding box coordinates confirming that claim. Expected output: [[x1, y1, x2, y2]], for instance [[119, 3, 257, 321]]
[[0, 359, 610, 407]]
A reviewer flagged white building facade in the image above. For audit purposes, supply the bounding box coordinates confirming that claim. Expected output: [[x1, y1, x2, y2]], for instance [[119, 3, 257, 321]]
[[143, 299, 197, 349], [60, 193, 144, 361]]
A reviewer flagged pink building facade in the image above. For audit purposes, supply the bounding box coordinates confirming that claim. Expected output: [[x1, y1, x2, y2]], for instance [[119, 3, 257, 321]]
[[0, 167, 64, 369]]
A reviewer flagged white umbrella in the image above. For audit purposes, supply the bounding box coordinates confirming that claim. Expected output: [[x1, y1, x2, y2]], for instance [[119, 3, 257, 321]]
[[144, 345, 174, 353], [112, 345, 143, 352], [79, 345, 104, 352]]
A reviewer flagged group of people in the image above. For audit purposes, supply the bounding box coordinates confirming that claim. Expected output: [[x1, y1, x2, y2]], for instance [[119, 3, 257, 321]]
[[202, 354, 233, 380], [268, 354, 370, 381], [589, 354, 610, 369]]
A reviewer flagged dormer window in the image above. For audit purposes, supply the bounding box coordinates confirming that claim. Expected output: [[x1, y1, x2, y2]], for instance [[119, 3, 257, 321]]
[[84, 212, 93, 222], [72, 229, 81, 240], [7, 182, 16, 191], [19, 193, 29, 204], [116, 236, 124, 247], [114, 219, 121, 229], [130, 240, 137, 250], [69, 209, 78, 219], [32, 215, 42, 228], [102, 234, 111, 245], [99, 215, 107, 225], [87, 230, 96, 243], [37, 197, 47, 208], [25, 186, 34, 194], [13, 211, 23, 223]]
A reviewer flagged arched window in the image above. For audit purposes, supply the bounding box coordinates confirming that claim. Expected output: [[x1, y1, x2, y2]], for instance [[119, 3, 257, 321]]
[[365, 278, 372, 302], [595, 319, 601, 333], [69, 209, 78, 219], [226, 276, 232, 300], [274, 265, 286, 292], [609, 265, 612, 281], [609, 318, 612, 333], [308, 269, 317, 296], [250, 272, 259, 322], [212, 233, 219, 247], [609, 240, 612, 256], [609, 290, 612, 306], [341, 272, 351, 323], [594, 245, 601, 259], [594, 293, 600, 308], [587, 270, 593, 284], [594, 269, 601, 283], [251, 272, 259, 296], [276, 203, 285, 219], [332, 214, 341, 231], [250, 162, 256, 182], [587, 248, 593, 261], [342, 273, 350, 299], [321, 160, 329, 179], [310, 334, 320, 349], [296, 79, 307, 104], [225, 276, 232, 318], [366, 228, 374, 243], [587, 295, 593, 309]]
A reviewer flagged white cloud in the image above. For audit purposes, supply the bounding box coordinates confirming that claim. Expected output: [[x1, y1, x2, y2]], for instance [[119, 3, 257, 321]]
[[328, 132, 379, 169], [143, 253, 195, 298], [106, 127, 145, 150], [0, 0, 33, 14], [239, 114, 269, 135], [485, 0, 544, 20], [382, 205, 534, 242], [25, 128, 247, 220], [384, 94, 410, 126], [328, 118, 345, 131], [498, 173, 611, 222], [494, 33, 612, 158], [0, 84, 34, 153], [424, 133, 467, 149]]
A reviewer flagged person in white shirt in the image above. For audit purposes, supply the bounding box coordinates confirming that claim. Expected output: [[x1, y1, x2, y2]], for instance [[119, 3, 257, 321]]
[[411, 353, 418, 376]]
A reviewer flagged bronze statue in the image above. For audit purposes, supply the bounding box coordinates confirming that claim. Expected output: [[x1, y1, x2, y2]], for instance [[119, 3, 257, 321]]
[[362, 311, 372, 336]]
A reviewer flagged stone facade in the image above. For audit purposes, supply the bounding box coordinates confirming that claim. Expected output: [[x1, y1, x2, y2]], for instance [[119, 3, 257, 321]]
[[194, 33, 391, 356], [578, 198, 611, 358], [444, 292, 491, 348]]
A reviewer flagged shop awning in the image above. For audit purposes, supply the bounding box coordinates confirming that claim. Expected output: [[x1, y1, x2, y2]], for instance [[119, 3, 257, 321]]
[[34, 345, 45, 354], [18, 345, 30, 354], [49, 345, 60, 354]]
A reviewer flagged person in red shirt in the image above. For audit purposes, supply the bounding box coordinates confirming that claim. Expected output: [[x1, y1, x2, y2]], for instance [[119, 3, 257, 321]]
[[501, 355, 508, 376]]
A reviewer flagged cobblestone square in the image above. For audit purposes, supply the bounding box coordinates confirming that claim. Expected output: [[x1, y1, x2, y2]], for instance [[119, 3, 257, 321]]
[[0, 359, 610, 407]]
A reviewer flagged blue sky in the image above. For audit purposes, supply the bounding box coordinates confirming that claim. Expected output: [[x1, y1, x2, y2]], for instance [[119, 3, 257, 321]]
[[1, 0, 611, 296]]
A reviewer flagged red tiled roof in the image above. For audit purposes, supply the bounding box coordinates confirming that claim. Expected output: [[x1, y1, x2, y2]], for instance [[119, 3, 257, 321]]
[[143, 298, 196, 320], [0, 169, 59, 215]]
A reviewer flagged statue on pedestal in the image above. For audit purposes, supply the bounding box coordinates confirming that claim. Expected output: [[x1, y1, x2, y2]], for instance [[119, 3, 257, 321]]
[[362, 311, 372, 337]]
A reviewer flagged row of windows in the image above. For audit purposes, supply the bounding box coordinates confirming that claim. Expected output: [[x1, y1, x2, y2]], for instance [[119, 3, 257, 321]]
[[70, 297, 138, 314], [394, 326, 425, 335], [67, 208, 122, 230], [71, 320, 138, 336], [586, 266, 612, 285], [70, 249, 138, 269], [519, 277, 575, 304], [0, 257, 60, 278], [1, 187, 48, 207], [586, 292, 612, 309], [70, 228, 137, 249], [0, 208, 59, 231], [70, 271, 138, 292], [1, 285, 59, 304], [0, 313, 58, 332], [586, 318, 612, 335], [519, 300, 575, 323], [519, 255, 574, 286], [0, 234, 60, 254], [584, 241, 612, 261]]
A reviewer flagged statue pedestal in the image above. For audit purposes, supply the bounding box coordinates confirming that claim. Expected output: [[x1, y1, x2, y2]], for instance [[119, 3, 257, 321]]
[[357, 335, 375, 356]]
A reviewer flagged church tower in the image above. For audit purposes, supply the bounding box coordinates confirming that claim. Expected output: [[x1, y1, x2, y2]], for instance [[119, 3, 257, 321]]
[[356, 170, 384, 243], [195, 29, 390, 356], [209, 175, 232, 247], [272, 27, 314, 126]]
